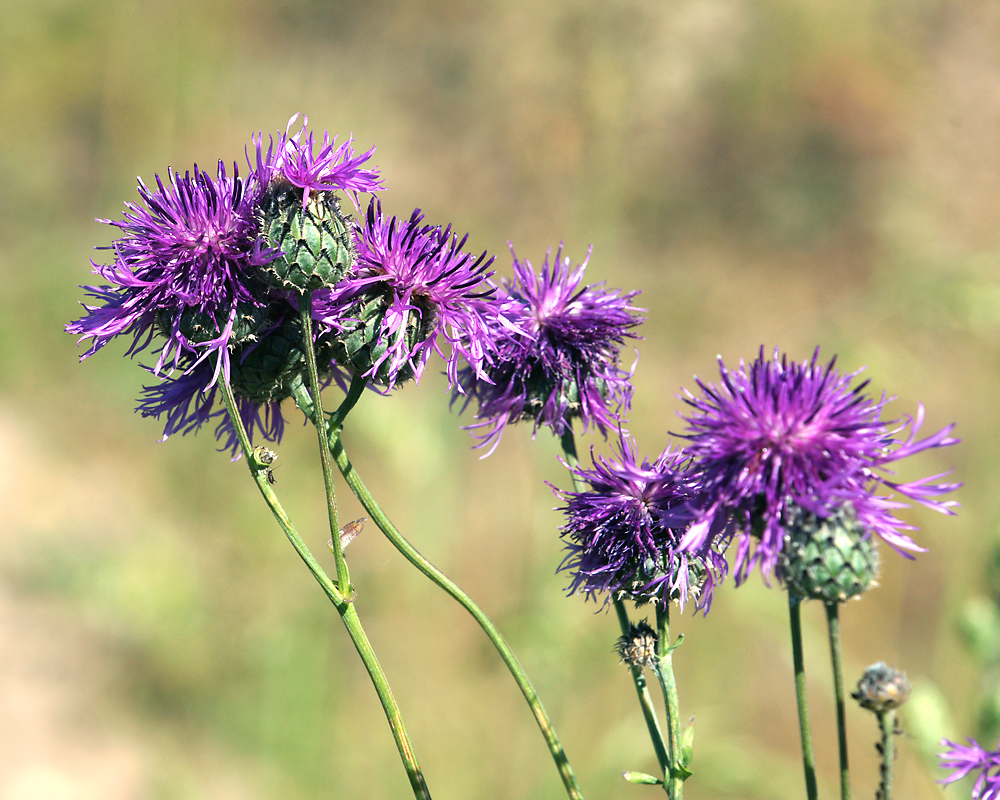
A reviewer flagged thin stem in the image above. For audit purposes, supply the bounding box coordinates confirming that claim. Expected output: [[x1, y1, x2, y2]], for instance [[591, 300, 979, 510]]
[[293, 384, 584, 800], [614, 600, 670, 779], [298, 291, 350, 594], [653, 603, 683, 799], [825, 602, 850, 800], [788, 594, 819, 800], [218, 375, 431, 800], [876, 710, 895, 800]]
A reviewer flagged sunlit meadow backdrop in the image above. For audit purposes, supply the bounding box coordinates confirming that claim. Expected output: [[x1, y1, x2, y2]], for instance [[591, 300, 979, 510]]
[[2, 1, 997, 798]]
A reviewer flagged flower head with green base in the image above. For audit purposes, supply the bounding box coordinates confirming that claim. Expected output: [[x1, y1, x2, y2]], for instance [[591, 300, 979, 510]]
[[678, 346, 960, 584], [556, 432, 726, 612], [454, 245, 643, 455], [939, 738, 1000, 799], [313, 199, 498, 390]]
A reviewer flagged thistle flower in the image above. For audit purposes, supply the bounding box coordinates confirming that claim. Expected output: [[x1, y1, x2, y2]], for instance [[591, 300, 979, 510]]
[[249, 113, 383, 209], [312, 199, 498, 389], [67, 161, 274, 383], [939, 738, 1000, 799], [454, 245, 643, 455], [556, 433, 725, 611], [678, 347, 960, 583]]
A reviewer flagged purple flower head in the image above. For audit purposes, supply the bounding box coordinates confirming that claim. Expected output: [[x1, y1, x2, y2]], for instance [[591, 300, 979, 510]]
[[312, 199, 497, 390], [67, 161, 273, 383], [250, 114, 383, 209], [137, 355, 288, 458], [556, 433, 726, 612], [940, 738, 1000, 799], [678, 347, 960, 583], [454, 245, 643, 455]]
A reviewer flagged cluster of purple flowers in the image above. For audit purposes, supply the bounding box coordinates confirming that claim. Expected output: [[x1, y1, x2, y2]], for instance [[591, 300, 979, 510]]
[[68, 114, 501, 451], [552, 346, 958, 611], [68, 114, 959, 614]]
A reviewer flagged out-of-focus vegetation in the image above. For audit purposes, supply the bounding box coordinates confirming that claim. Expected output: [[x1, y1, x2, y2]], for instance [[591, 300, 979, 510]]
[[2, 0, 998, 797]]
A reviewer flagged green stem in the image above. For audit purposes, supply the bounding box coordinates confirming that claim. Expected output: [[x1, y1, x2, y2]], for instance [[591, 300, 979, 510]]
[[825, 602, 850, 800], [788, 594, 819, 800], [614, 600, 670, 779], [298, 292, 349, 594], [293, 383, 584, 800], [653, 604, 683, 799], [218, 375, 431, 800], [877, 711, 895, 800]]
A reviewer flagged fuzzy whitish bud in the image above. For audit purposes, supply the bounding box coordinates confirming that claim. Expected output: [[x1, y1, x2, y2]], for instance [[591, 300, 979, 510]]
[[230, 315, 336, 403], [779, 504, 879, 603], [331, 291, 436, 386], [615, 621, 659, 669], [257, 184, 356, 292], [853, 662, 911, 713]]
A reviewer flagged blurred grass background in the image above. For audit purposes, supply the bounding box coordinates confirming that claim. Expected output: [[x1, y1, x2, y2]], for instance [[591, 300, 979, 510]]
[[1, 0, 998, 797]]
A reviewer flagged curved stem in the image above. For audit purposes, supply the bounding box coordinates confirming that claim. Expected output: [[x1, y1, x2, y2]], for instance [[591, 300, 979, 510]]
[[297, 384, 584, 800], [614, 600, 670, 778], [218, 375, 431, 800], [788, 594, 819, 800], [825, 602, 850, 800], [298, 292, 349, 594]]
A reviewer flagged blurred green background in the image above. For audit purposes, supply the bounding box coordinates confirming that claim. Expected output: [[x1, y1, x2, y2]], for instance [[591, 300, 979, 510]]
[[2, 0, 998, 797]]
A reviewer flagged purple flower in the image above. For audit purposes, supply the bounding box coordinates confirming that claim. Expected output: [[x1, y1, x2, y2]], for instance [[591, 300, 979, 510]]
[[250, 113, 383, 208], [454, 245, 643, 455], [556, 433, 726, 612], [312, 199, 498, 390], [136, 356, 288, 457], [939, 738, 1000, 799], [678, 347, 960, 583], [67, 161, 272, 383]]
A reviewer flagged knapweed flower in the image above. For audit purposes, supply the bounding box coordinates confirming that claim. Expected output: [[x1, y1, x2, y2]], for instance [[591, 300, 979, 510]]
[[939, 738, 1000, 799], [454, 245, 643, 455], [250, 113, 383, 209], [312, 199, 498, 390], [556, 433, 725, 611], [678, 346, 960, 583], [67, 161, 274, 383], [252, 115, 383, 293]]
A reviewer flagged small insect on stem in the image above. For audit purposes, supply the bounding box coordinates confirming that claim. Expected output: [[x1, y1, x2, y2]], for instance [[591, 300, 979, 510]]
[[252, 445, 279, 484], [330, 518, 367, 554]]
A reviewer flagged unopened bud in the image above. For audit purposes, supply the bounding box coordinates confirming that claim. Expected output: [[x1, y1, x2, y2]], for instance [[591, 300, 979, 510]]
[[852, 662, 910, 713]]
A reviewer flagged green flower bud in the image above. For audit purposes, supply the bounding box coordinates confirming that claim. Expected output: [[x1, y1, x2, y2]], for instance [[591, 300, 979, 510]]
[[779, 504, 880, 603], [258, 185, 356, 292]]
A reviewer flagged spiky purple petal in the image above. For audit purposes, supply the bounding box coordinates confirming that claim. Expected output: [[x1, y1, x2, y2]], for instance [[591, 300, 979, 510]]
[[940, 738, 1000, 800]]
